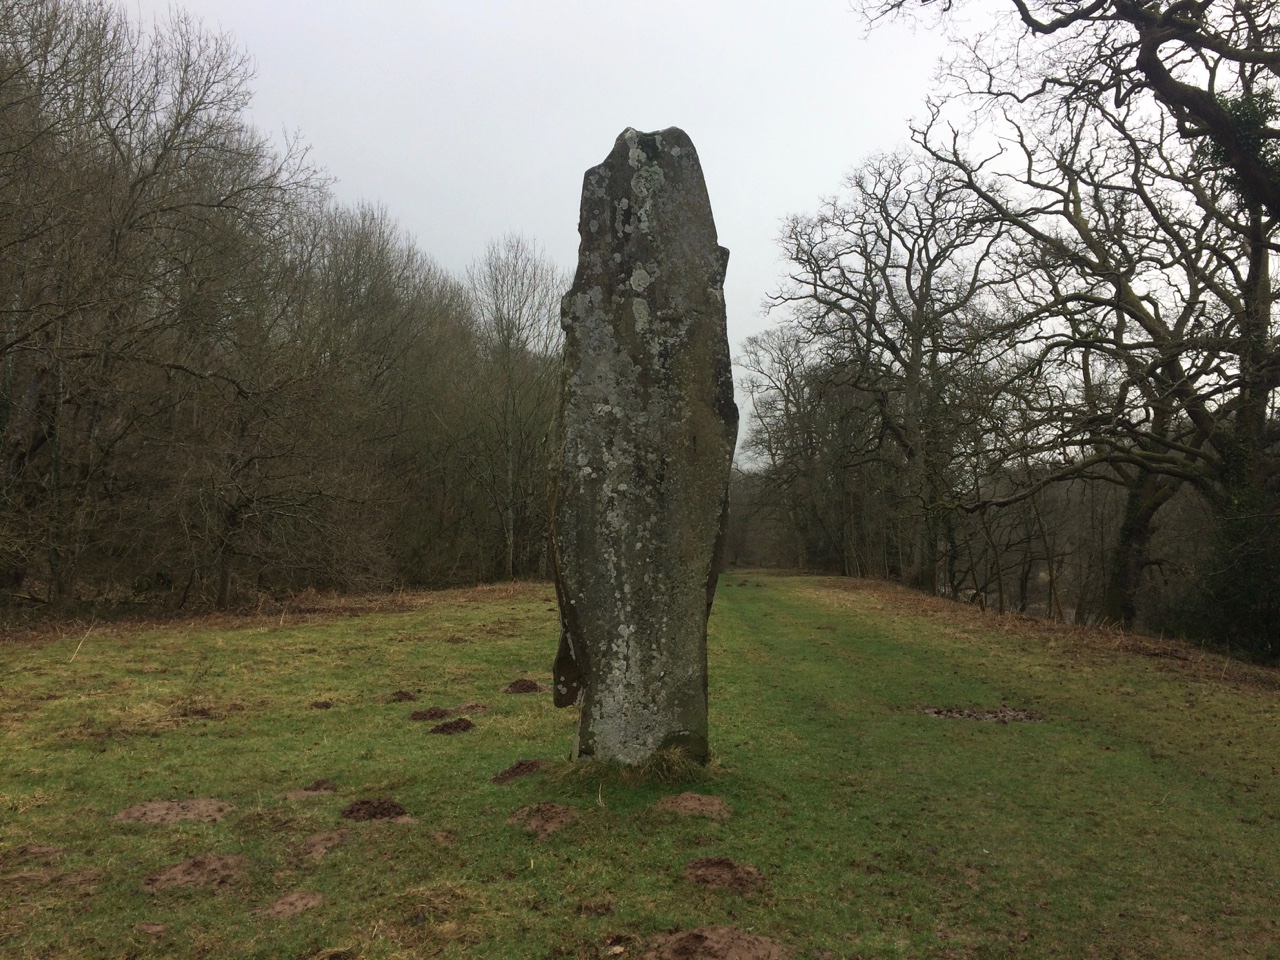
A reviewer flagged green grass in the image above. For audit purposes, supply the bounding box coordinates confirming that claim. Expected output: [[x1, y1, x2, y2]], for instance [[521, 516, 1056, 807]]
[[2, 575, 1278, 959]]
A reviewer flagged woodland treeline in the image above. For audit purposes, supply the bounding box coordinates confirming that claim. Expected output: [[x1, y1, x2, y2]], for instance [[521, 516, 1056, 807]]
[[1, 0, 564, 609], [727, 0, 1280, 657], [4, 0, 1278, 659]]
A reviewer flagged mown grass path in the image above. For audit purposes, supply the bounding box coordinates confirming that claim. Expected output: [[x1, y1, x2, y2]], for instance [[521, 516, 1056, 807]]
[[2, 575, 1277, 958]]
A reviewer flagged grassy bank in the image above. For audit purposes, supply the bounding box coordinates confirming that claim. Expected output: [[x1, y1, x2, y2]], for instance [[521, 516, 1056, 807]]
[[2, 575, 1277, 958]]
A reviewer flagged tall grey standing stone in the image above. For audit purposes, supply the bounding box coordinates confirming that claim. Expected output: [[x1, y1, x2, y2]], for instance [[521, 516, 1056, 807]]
[[550, 127, 738, 764]]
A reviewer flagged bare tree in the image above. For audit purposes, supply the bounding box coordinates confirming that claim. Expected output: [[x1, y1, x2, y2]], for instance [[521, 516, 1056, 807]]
[[770, 149, 1017, 591], [462, 233, 566, 580], [860, 0, 1280, 217], [910, 17, 1279, 644]]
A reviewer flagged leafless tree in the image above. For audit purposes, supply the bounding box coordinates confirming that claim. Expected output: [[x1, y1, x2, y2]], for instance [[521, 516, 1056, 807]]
[[462, 233, 566, 580]]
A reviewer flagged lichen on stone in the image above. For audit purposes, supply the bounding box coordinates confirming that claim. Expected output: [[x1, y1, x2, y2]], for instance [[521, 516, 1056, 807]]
[[549, 127, 737, 765]]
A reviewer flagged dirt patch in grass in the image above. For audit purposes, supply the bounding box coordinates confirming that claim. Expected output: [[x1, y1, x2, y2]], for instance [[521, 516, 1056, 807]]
[[135, 922, 168, 937], [310, 700, 334, 710], [412, 703, 489, 723], [507, 802, 579, 838], [491, 759, 546, 784], [284, 778, 337, 800], [115, 798, 233, 824], [389, 690, 418, 702], [8, 844, 63, 862], [143, 854, 247, 892], [643, 925, 791, 959], [683, 857, 765, 895], [341, 798, 408, 821], [411, 706, 452, 721], [654, 792, 731, 820], [503, 678, 547, 694], [430, 717, 474, 735], [299, 829, 348, 860], [921, 705, 1045, 723], [266, 891, 324, 918], [2, 866, 100, 891]]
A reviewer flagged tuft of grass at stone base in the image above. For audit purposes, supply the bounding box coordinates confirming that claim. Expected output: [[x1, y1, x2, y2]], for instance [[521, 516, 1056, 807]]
[[1, 574, 1277, 958]]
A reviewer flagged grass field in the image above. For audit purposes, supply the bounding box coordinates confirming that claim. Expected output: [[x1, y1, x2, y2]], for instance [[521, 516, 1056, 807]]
[[2, 573, 1278, 959]]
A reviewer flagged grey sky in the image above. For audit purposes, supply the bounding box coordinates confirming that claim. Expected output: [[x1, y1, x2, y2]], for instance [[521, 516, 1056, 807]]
[[131, 1, 951, 352]]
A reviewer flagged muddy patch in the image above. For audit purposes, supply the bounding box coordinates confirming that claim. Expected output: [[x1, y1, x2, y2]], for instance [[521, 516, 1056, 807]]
[[644, 926, 790, 959], [340, 797, 409, 821], [430, 717, 474, 735], [115, 799, 232, 824], [389, 690, 418, 702], [143, 854, 247, 892], [412, 703, 489, 723], [684, 857, 765, 895], [654, 792, 730, 821], [503, 678, 547, 694], [507, 802, 579, 839], [491, 759, 546, 784], [921, 705, 1044, 723], [284, 778, 336, 801], [299, 830, 348, 861], [411, 706, 452, 721], [266, 890, 324, 918]]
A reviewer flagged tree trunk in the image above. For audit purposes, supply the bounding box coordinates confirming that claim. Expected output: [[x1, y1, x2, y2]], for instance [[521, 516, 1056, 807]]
[[1099, 473, 1177, 628]]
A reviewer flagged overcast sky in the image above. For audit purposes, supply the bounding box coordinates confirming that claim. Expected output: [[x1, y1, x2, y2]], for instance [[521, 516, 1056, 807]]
[[130, 0, 955, 354]]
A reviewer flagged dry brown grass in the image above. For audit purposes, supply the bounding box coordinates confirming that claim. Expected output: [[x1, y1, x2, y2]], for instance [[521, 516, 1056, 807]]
[[805, 575, 1280, 693], [0, 581, 550, 648]]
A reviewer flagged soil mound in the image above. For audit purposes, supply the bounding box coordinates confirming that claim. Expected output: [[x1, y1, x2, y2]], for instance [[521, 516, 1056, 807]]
[[389, 691, 418, 702], [411, 706, 451, 721], [503, 678, 547, 694], [143, 854, 247, 892], [430, 717, 474, 735], [654, 792, 730, 820], [115, 799, 232, 824], [341, 797, 407, 821], [921, 705, 1044, 723], [300, 830, 348, 860], [491, 759, 546, 784], [507, 802, 579, 838], [284, 779, 336, 800], [683, 857, 765, 895], [644, 926, 790, 959], [266, 891, 324, 918]]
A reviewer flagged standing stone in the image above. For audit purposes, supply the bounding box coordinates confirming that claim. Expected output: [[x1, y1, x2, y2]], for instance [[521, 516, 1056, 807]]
[[550, 127, 738, 764]]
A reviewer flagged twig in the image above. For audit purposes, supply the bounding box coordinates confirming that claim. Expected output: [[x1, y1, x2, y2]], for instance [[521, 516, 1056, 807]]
[[68, 621, 95, 662]]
